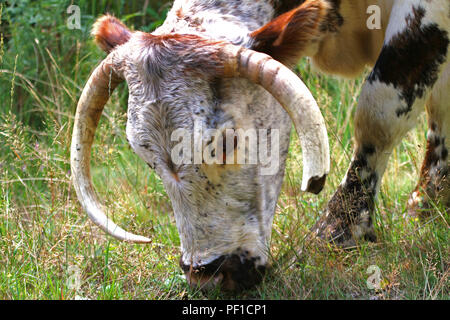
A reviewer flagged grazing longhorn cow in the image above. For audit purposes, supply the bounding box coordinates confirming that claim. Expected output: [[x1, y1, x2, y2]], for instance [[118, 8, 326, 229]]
[[71, 0, 449, 291]]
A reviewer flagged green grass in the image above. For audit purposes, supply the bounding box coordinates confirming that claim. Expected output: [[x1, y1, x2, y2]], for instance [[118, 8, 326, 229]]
[[0, 1, 448, 300]]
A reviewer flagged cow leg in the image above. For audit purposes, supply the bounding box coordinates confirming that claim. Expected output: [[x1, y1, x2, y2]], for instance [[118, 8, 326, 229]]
[[314, 1, 450, 247], [407, 64, 450, 217]]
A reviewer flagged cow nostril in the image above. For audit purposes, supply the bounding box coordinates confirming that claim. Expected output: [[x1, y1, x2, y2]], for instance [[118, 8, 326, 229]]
[[186, 272, 224, 291]]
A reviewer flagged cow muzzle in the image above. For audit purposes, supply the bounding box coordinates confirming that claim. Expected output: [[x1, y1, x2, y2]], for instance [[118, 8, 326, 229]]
[[181, 254, 267, 292]]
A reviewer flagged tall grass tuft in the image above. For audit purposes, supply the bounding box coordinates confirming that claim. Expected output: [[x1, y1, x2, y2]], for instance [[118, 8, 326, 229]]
[[0, 3, 4, 66]]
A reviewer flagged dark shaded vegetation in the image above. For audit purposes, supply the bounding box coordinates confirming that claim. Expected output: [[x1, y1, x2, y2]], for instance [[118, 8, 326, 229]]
[[1, 0, 170, 127]]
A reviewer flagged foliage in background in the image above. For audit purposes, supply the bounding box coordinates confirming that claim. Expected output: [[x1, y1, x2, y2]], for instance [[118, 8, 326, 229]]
[[0, 1, 448, 300], [1, 0, 169, 127]]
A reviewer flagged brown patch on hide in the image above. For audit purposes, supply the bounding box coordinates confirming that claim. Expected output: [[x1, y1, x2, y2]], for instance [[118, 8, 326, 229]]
[[137, 32, 227, 77], [168, 159, 181, 183], [201, 163, 241, 186], [319, 0, 344, 33], [176, 8, 184, 19], [273, 1, 343, 32], [251, 0, 329, 66], [171, 172, 181, 183], [92, 15, 131, 53], [139, 33, 222, 49], [273, 0, 306, 16], [310, 0, 382, 77]]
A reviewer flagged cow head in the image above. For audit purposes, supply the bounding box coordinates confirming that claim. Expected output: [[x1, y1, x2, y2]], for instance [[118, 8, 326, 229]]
[[71, 1, 330, 292]]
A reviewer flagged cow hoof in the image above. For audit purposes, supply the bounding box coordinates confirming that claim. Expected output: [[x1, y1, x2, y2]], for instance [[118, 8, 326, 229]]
[[406, 191, 429, 219], [312, 209, 377, 249], [406, 190, 449, 222]]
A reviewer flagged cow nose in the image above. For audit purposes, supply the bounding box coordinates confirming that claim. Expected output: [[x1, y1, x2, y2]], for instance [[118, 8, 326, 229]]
[[181, 255, 266, 292], [185, 271, 225, 291]]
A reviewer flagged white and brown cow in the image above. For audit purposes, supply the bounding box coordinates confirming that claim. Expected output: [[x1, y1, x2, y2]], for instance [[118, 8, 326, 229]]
[[71, 0, 449, 291]]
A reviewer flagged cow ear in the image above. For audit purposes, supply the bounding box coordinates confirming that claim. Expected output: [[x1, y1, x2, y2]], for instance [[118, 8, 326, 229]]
[[250, 0, 329, 66], [92, 15, 131, 53]]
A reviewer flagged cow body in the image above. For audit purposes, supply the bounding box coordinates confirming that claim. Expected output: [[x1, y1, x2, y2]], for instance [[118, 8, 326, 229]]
[[310, 0, 449, 245], [74, 0, 449, 291]]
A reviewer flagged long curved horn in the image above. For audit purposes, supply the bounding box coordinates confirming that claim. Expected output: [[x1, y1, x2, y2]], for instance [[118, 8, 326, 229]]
[[71, 55, 151, 243], [220, 44, 330, 194]]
